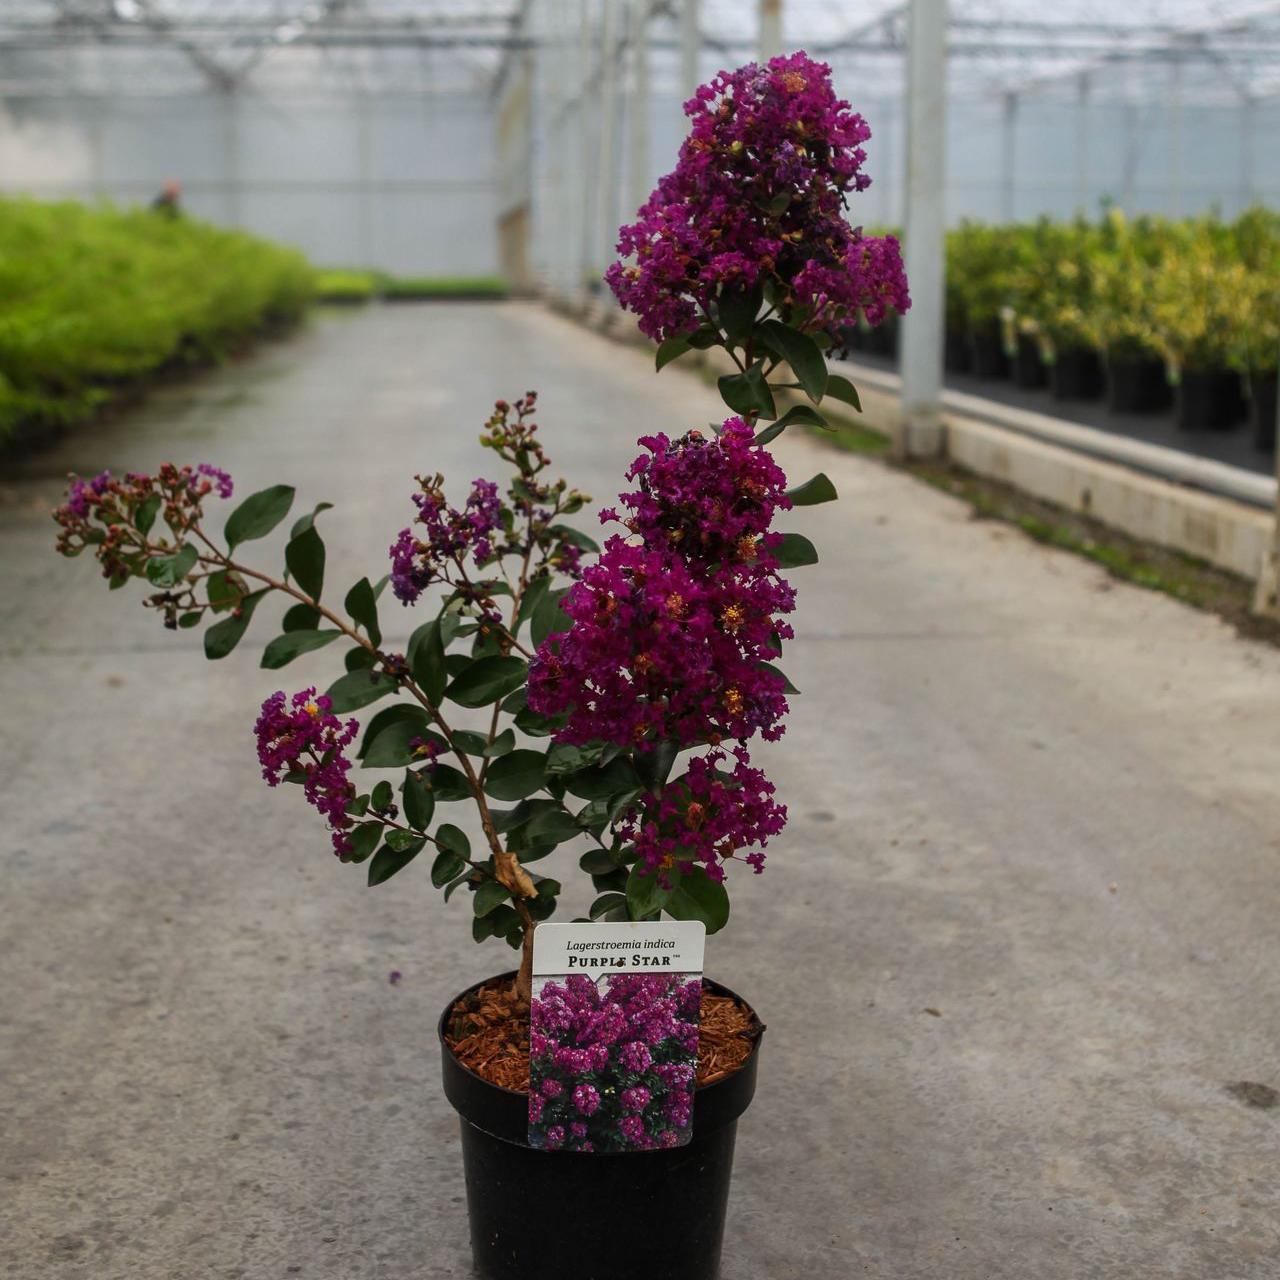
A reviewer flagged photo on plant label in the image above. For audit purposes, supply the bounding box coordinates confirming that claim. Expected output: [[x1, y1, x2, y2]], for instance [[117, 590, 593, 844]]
[[527, 971, 702, 1153]]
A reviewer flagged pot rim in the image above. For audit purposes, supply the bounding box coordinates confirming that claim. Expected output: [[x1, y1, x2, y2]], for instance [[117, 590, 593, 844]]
[[438, 970, 764, 1100]]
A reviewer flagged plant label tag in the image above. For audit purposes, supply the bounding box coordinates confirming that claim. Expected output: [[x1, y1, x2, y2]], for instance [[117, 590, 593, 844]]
[[528, 921, 706, 1153]]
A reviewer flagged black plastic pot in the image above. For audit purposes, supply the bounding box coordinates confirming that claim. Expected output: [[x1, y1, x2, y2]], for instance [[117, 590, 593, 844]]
[[969, 328, 1009, 379], [1049, 348, 1105, 400], [439, 974, 764, 1280], [944, 328, 972, 374], [1252, 371, 1279, 453], [1106, 355, 1173, 414], [1175, 369, 1247, 432], [1012, 333, 1047, 390]]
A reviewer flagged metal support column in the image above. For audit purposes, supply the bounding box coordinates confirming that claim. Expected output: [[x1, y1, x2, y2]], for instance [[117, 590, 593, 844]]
[[760, 0, 782, 60], [1076, 72, 1091, 214], [628, 0, 650, 220], [1000, 91, 1017, 223], [681, 0, 700, 98], [595, 0, 620, 311], [898, 0, 948, 459]]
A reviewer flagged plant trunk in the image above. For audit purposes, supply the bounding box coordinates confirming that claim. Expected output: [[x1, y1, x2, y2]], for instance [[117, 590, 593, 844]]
[[515, 920, 535, 1005]]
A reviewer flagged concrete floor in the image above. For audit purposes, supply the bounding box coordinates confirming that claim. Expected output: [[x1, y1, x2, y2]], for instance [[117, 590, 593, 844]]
[[3, 302, 1280, 1280]]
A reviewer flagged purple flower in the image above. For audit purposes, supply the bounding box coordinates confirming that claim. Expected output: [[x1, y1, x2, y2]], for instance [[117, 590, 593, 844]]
[[528, 421, 796, 753], [606, 52, 909, 345], [620, 1086, 650, 1114], [388, 474, 504, 605], [544, 1125, 566, 1150], [253, 688, 358, 856], [619, 1115, 646, 1145], [197, 463, 234, 499], [617, 1040, 652, 1074], [572, 1083, 601, 1116]]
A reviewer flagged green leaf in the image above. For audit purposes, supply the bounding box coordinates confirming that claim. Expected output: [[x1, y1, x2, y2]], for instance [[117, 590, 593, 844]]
[[589, 892, 628, 921], [531, 588, 572, 649], [402, 768, 435, 830], [525, 808, 583, 845], [368, 839, 425, 886], [824, 372, 862, 412], [260, 628, 341, 669], [285, 524, 325, 601], [446, 655, 528, 709], [484, 749, 547, 802], [443, 874, 470, 902], [473, 879, 510, 917], [347, 822, 382, 862], [281, 602, 320, 632], [483, 729, 516, 759], [634, 742, 678, 788], [289, 501, 333, 539], [665, 865, 731, 932], [564, 758, 641, 801], [224, 484, 295, 550], [436, 823, 471, 859], [358, 705, 429, 758], [424, 764, 473, 802], [135, 493, 161, 536], [760, 660, 800, 694], [546, 741, 606, 775], [145, 542, 197, 588], [517, 575, 551, 632], [344, 577, 382, 647], [579, 848, 619, 875], [626, 864, 672, 920], [717, 281, 764, 346], [204, 589, 267, 659], [364, 717, 434, 767], [775, 532, 819, 569], [385, 828, 421, 852], [450, 729, 492, 756], [655, 334, 693, 371], [345, 645, 376, 671], [408, 619, 447, 706], [760, 321, 828, 401], [325, 668, 397, 713], [431, 848, 467, 888], [206, 569, 244, 614], [371, 780, 393, 810], [718, 364, 776, 420], [786, 473, 838, 506], [755, 403, 829, 446], [548, 525, 600, 554]]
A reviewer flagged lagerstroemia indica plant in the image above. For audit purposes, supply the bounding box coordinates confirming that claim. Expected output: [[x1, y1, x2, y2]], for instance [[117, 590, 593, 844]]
[[52, 52, 906, 1001]]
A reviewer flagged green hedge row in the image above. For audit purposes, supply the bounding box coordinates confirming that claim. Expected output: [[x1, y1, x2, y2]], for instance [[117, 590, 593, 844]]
[[314, 270, 509, 303], [945, 209, 1280, 375], [0, 198, 313, 448]]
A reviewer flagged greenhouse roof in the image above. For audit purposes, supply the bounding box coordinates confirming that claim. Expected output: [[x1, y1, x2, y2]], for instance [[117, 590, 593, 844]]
[[2, 0, 1280, 102]]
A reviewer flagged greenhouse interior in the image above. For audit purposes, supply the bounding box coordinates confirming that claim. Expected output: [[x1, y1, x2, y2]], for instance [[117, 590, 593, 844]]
[[4, 3, 1280, 1279]]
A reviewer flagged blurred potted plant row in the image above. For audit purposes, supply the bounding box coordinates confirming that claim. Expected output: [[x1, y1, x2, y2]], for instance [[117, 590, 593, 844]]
[[848, 208, 1280, 448]]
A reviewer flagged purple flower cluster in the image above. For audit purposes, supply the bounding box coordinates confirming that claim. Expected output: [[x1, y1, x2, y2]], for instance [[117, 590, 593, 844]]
[[53, 462, 234, 581], [389, 475, 502, 605], [618, 744, 786, 882], [605, 51, 910, 343], [528, 420, 795, 750], [254, 688, 359, 856], [528, 973, 701, 1152]]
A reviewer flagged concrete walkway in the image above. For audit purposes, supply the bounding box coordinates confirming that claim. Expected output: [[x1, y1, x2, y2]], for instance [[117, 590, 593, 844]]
[[3, 302, 1280, 1280]]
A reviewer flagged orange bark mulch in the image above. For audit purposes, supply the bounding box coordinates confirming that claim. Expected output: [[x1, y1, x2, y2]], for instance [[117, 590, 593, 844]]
[[446, 978, 763, 1094]]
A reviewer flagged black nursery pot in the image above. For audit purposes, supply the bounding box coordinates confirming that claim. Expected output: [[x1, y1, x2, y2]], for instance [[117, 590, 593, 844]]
[[1175, 369, 1247, 432], [1012, 333, 1047, 390], [439, 974, 764, 1280], [969, 327, 1009, 379], [1050, 347, 1105, 400], [1106, 355, 1173, 413], [1252, 371, 1279, 453]]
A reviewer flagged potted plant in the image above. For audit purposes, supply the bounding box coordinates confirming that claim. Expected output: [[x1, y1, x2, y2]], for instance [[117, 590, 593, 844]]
[[1149, 222, 1250, 431], [1235, 210, 1280, 452], [52, 52, 907, 1280], [948, 221, 1015, 378]]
